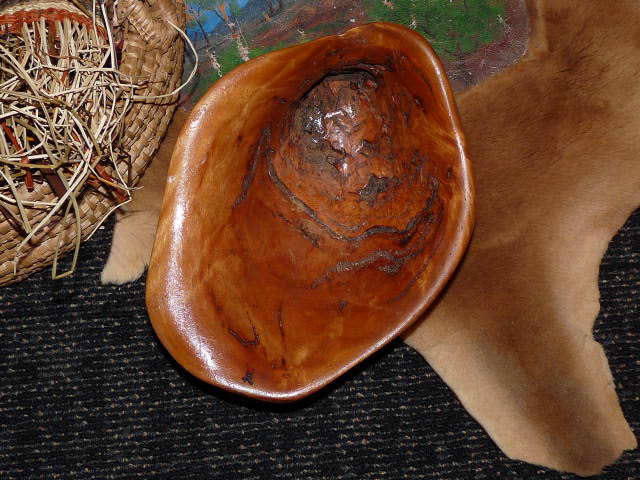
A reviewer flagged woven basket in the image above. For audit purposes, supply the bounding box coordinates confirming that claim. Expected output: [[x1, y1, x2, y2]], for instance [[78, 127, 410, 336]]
[[0, 0, 185, 285]]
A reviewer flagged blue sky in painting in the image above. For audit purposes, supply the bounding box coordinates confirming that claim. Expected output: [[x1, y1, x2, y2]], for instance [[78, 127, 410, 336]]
[[186, 0, 251, 36]]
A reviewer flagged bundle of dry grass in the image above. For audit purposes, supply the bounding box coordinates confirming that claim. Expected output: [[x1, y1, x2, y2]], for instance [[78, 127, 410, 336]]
[[0, 0, 186, 285]]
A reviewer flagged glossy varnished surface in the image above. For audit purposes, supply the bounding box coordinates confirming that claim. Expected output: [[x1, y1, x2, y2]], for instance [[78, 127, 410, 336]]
[[146, 23, 474, 402]]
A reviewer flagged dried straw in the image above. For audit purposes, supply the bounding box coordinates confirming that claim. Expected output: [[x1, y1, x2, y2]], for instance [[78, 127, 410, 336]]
[[0, 1, 139, 278], [0, 0, 192, 283]]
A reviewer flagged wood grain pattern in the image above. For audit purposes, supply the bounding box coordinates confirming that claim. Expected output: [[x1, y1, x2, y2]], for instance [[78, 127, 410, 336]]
[[146, 23, 474, 402]]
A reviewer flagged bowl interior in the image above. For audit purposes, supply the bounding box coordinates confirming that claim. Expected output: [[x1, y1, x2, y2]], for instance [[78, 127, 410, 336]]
[[146, 23, 474, 402]]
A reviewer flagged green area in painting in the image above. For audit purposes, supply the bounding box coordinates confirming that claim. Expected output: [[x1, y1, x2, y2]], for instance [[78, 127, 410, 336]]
[[216, 41, 290, 76], [250, 42, 291, 60], [365, 0, 505, 58], [217, 44, 244, 77], [190, 41, 291, 100]]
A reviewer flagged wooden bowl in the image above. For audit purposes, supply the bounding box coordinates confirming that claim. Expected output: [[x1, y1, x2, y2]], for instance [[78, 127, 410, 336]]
[[146, 23, 474, 402]]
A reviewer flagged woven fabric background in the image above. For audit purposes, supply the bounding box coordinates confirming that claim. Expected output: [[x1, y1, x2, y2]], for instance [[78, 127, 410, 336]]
[[1, 209, 638, 479]]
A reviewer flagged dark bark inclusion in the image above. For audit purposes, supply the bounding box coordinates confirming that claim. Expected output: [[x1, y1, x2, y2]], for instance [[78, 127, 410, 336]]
[[291, 70, 396, 205], [233, 66, 443, 292], [271, 67, 442, 286]]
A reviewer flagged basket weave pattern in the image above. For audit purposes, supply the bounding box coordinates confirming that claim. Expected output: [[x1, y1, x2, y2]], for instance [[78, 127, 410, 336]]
[[0, 0, 185, 285]]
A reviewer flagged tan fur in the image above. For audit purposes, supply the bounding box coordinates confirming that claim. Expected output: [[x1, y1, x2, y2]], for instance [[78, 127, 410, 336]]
[[101, 109, 188, 284], [405, 0, 639, 475]]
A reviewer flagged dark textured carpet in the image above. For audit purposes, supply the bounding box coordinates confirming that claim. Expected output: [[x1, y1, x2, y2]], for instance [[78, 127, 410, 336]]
[[1, 210, 638, 479]]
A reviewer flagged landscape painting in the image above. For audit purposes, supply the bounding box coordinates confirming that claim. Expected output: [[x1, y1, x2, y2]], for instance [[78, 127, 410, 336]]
[[181, 0, 528, 105]]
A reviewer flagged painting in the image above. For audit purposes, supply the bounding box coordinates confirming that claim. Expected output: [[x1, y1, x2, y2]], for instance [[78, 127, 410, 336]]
[[180, 0, 529, 106]]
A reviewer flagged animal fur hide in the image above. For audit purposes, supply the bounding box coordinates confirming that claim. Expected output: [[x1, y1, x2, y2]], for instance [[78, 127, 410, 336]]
[[404, 0, 639, 475]]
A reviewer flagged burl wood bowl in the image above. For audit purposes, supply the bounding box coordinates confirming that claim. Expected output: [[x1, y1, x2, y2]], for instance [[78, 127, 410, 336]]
[[146, 23, 474, 402]]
